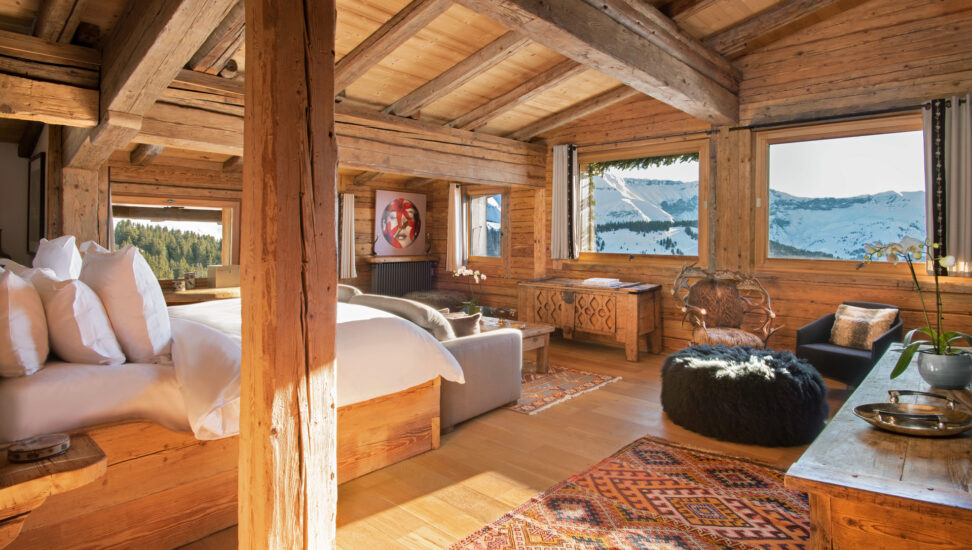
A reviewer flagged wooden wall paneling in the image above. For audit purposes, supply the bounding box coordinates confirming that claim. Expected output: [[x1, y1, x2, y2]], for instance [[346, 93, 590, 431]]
[[241, 0, 338, 547], [737, 0, 972, 125]]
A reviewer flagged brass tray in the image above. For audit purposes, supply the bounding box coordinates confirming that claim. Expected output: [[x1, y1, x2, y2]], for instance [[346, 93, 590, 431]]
[[854, 390, 972, 437]]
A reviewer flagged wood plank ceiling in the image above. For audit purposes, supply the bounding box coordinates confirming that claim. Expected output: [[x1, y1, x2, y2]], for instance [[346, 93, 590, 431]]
[[0, 0, 864, 172]]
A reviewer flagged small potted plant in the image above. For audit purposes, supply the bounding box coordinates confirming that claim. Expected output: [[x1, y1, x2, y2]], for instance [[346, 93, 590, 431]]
[[860, 237, 972, 388], [452, 266, 486, 315]]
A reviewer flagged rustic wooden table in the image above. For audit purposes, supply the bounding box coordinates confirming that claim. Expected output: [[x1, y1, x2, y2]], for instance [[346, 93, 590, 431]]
[[0, 434, 107, 548], [785, 346, 971, 549], [480, 317, 556, 373]]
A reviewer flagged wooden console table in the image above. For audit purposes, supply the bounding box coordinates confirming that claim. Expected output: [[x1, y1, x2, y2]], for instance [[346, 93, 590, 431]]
[[517, 278, 662, 361], [480, 317, 556, 373], [785, 347, 971, 549]]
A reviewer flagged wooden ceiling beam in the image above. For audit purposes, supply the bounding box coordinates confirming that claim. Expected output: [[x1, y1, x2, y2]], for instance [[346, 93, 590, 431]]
[[507, 85, 640, 141], [591, 0, 738, 90], [187, 0, 244, 74], [33, 0, 86, 43], [0, 28, 99, 69], [383, 31, 531, 118], [129, 143, 165, 165], [132, 102, 546, 187], [449, 59, 587, 130], [455, 0, 738, 124], [334, 0, 453, 93], [0, 72, 98, 126], [64, 0, 238, 169], [704, 0, 866, 58]]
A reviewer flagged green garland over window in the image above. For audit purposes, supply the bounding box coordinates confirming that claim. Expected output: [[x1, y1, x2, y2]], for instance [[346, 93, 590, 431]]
[[588, 152, 699, 177]]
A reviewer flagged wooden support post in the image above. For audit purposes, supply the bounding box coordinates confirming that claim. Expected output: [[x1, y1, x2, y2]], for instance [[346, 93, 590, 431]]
[[60, 165, 107, 244], [241, 0, 338, 548]]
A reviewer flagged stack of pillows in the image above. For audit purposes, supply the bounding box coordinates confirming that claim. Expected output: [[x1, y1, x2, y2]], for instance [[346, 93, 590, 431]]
[[0, 235, 171, 378]]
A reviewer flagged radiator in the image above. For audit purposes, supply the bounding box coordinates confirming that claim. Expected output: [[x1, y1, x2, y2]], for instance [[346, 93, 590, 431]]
[[371, 260, 434, 296]]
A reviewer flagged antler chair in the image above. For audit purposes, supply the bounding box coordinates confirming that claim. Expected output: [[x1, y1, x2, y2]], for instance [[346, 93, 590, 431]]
[[672, 265, 779, 348]]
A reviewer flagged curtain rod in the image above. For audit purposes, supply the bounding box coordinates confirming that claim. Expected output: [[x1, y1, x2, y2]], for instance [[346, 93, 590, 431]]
[[923, 98, 968, 109]]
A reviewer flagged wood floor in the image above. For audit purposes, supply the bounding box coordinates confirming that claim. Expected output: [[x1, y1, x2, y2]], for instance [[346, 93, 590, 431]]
[[182, 337, 849, 549]]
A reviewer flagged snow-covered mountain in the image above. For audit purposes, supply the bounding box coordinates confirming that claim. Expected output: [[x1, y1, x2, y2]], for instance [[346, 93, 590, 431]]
[[589, 169, 925, 259], [768, 189, 925, 259]]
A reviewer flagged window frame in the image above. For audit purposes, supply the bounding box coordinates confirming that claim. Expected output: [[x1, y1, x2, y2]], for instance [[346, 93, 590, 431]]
[[754, 112, 923, 274], [574, 136, 710, 267], [464, 186, 510, 274], [110, 194, 241, 276]]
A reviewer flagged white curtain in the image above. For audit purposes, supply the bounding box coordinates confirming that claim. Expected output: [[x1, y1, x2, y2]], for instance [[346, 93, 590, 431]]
[[551, 144, 580, 259], [339, 193, 357, 279], [924, 94, 972, 276], [446, 183, 467, 271]]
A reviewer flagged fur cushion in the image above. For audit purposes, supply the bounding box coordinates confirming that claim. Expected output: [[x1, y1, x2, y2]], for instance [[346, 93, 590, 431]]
[[444, 312, 481, 337], [661, 345, 828, 446], [829, 304, 897, 350], [687, 279, 744, 328], [693, 326, 764, 348]]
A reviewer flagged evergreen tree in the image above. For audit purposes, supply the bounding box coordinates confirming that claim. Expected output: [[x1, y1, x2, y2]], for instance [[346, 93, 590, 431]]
[[113, 219, 222, 279]]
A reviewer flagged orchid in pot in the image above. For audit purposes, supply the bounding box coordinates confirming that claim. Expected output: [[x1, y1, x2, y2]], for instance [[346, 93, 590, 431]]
[[453, 266, 486, 314], [860, 237, 972, 388]]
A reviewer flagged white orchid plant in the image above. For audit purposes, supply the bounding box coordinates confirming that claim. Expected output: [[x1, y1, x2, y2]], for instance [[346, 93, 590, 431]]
[[860, 237, 972, 378], [452, 266, 486, 314]]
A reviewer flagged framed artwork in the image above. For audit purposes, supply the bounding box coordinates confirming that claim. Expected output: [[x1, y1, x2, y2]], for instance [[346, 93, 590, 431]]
[[27, 152, 46, 254], [374, 190, 426, 256]]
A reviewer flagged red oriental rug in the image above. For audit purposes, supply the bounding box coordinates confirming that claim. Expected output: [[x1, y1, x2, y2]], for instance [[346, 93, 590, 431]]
[[451, 436, 810, 549], [506, 366, 620, 415]]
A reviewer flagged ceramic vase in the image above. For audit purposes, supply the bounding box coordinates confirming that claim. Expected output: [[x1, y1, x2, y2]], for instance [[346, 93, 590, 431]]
[[917, 351, 972, 389]]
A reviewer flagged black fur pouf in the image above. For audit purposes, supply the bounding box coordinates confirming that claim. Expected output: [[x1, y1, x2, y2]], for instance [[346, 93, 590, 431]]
[[661, 345, 829, 447]]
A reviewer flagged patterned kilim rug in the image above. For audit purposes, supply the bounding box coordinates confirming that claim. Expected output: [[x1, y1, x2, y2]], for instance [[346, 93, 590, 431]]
[[451, 436, 810, 549], [506, 365, 621, 414]]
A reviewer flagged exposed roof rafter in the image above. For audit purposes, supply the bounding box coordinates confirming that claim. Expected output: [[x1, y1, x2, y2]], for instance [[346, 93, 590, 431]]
[[507, 85, 640, 141], [383, 30, 530, 118], [334, 0, 453, 93]]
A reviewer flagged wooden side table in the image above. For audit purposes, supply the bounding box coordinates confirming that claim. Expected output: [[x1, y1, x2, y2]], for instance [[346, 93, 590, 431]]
[[0, 435, 107, 548], [480, 317, 556, 373], [163, 286, 241, 306]]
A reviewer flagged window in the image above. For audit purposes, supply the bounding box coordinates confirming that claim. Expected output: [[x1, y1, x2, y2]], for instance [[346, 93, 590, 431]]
[[467, 191, 504, 259], [111, 196, 239, 279], [757, 114, 925, 264], [578, 139, 708, 260]]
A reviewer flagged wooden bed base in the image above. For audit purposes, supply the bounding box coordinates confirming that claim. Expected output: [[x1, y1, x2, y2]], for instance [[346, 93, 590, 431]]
[[8, 378, 440, 550]]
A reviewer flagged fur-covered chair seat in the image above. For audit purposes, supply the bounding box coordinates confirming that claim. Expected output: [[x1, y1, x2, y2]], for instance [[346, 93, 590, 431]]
[[672, 265, 779, 348], [661, 345, 828, 446]]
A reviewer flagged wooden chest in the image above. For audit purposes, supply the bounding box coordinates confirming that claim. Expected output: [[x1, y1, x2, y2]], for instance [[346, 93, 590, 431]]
[[517, 278, 662, 361]]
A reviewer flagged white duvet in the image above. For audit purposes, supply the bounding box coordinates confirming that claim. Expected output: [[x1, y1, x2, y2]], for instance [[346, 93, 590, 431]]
[[168, 299, 464, 439], [0, 300, 463, 443]]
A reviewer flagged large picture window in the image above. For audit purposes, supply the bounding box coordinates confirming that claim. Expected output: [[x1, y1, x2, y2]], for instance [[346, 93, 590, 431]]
[[578, 139, 708, 260], [111, 196, 239, 279], [756, 114, 925, 265]]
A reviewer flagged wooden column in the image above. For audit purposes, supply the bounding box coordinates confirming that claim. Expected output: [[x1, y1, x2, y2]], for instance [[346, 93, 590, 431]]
[[59, 164, 107, 244], [240, 0, 338, 549]]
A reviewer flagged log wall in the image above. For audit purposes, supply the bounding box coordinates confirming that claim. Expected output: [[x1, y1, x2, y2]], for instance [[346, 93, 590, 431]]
[[429, 0, 972, 354]]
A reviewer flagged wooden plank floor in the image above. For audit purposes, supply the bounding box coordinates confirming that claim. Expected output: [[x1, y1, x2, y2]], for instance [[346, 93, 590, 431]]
[[183, 337, 849, 549]]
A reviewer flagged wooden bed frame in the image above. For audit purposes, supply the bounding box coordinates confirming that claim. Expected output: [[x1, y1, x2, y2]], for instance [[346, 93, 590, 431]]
[[8, 378, 440, 549]]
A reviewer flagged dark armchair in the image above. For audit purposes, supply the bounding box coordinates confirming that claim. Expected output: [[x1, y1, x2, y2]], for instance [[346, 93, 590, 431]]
[[796, 301, 903, 387]]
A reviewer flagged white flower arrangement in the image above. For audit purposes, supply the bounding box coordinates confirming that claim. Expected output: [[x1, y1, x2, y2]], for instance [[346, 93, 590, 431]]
[[452, 266, 486, 313]]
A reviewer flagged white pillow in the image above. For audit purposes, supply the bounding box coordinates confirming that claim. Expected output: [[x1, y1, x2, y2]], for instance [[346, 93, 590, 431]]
[[79, 240, 110, 255], [33, 235, 82, 279], [45, 279, 126, 365], [80, 246, 171, 363], [9, 266, 60, 299], [0, 271, 49, 377]]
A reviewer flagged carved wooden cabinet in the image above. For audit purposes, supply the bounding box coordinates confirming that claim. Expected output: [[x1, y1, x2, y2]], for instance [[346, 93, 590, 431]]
[[518, 278, 663, 361]]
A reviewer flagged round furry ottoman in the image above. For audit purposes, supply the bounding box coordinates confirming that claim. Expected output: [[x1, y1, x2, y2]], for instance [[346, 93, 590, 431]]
[[661, 345, 828, 446]]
